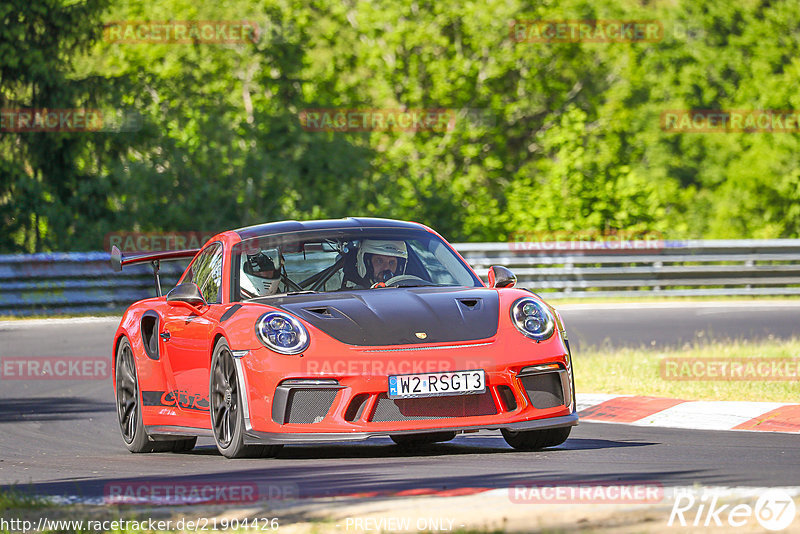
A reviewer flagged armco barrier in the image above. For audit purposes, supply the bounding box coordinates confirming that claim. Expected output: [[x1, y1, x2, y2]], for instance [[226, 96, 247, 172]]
[[459, 238, 800, 299], [0, 252, 187, 316], [1, 240, 800, 316]]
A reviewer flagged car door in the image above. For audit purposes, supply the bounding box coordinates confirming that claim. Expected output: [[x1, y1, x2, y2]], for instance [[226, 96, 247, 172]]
[[161, 242, 224, 427]]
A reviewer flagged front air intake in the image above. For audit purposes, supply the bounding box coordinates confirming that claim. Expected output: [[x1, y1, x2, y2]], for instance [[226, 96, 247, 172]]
[[272, 380, 341, 424], [497, 385, 518, 411], [518, 372, 564, 409], [370, 392, 497, 422], [284, 388, 338, 424]]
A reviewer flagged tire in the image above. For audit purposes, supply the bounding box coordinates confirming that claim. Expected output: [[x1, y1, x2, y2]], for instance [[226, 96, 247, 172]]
[[115, 336, 197, 453], [501, 426, 571, 451], [170, 437, 198, 452], [210, 338, 282, 459], [391, 431, 457, 447]]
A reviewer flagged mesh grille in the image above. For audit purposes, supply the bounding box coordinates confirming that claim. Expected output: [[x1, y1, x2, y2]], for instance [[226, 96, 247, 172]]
[[370, 392, 497, 422], [285, 388, 338, 424], [519, 373, 564, 409]]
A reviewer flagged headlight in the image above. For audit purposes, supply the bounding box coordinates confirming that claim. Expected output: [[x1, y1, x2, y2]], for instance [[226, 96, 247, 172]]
[[510, 297, 555, 341], [255, 312, 309, 354]]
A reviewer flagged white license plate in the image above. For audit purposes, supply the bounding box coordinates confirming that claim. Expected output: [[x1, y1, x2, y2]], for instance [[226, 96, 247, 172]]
[[388, 369, 485, 399]]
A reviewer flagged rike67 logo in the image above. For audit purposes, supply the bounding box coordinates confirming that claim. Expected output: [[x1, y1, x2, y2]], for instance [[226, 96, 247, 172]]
[[669, 488, 796, 531]]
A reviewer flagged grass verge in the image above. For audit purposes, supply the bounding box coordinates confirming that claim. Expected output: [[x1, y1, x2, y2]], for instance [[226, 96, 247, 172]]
[[575, 337, 800, 402], [0, 488, 47, 512]]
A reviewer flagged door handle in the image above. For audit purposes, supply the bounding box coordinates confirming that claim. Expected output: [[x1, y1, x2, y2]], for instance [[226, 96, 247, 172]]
[[160, 331, 171, 341]]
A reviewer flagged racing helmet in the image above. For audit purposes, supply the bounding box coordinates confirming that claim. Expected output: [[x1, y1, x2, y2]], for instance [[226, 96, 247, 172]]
[[357, 239, 408, 283], [241, 251, 281, 296]]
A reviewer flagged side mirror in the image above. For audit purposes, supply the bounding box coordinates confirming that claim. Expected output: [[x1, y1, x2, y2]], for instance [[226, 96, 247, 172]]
[[166, 282, 207, 312], [488, 266, 517, 288]]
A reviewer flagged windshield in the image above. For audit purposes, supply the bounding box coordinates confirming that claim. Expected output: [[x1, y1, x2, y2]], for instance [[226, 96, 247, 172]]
[[231, 228, 481, 300]]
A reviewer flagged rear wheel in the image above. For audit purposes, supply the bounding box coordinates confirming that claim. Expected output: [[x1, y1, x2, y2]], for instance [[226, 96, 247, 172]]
[[115, 337, 196, 453], [501, 426, 571, 451], [391, 431, 457, 447], [210, 339, 282, 459]]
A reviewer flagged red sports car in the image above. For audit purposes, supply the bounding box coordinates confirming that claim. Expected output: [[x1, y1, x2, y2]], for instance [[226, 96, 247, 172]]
[[111, 218, 577, 458]]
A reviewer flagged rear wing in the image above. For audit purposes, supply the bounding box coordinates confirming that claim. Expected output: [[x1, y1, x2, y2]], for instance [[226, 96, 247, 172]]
[[111, 245, 200, 296]]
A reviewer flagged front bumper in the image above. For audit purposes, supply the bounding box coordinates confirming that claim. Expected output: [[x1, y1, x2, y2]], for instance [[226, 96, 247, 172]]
[[234, 330, 577, 444], [243, 413, 578, 445]]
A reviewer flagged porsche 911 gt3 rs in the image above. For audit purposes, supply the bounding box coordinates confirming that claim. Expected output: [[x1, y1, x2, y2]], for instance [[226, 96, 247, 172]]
[[111, 218, 577, 458]]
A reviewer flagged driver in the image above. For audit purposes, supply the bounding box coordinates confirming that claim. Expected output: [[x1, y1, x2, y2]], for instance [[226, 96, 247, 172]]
[[240, 251, 282, 297], [356, 239, 408, 286]]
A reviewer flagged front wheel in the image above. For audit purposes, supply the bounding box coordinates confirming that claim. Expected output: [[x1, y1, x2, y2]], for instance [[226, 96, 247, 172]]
[[115, 336, 196, 453], [210, 339, 282, 459], [501, 426, 571, 451]]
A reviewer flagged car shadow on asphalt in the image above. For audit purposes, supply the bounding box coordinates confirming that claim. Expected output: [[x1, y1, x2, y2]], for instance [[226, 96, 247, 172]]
[[554, 438, 655, 450], [0, 397, 115, 423], [185, 440, 514, 459], [180, 435, 654, 460]]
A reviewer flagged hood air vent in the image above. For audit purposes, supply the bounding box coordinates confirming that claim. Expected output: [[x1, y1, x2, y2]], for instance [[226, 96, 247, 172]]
[[457, 298, 481, 310]]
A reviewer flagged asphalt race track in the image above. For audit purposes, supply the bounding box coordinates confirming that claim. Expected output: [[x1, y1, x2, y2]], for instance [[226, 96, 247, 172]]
[[560, 301, 800, 350], [1, 302, 800, 502]]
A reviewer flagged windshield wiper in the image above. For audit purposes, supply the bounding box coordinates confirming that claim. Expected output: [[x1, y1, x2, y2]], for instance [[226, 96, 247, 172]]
[[285, 290, 317, 296]]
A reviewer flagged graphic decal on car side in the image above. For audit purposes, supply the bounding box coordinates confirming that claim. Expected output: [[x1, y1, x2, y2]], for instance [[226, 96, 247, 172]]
[[141, 390, 210, 411]]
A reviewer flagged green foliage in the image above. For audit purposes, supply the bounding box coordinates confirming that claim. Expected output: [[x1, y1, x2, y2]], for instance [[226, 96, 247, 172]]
[[0, 0, 120, 251], [1, 0, 799, 251], [0, 487, 46, 511]]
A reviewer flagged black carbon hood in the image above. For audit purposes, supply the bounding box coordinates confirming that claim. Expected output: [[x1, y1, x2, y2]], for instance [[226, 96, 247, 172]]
[[264, 287, 499, 346]]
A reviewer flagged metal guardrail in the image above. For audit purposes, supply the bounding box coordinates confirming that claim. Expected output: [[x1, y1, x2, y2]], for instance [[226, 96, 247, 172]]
[[1, 240, 799, 315], [0, 252, 188, 316], [459, 239, 800, 299]]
